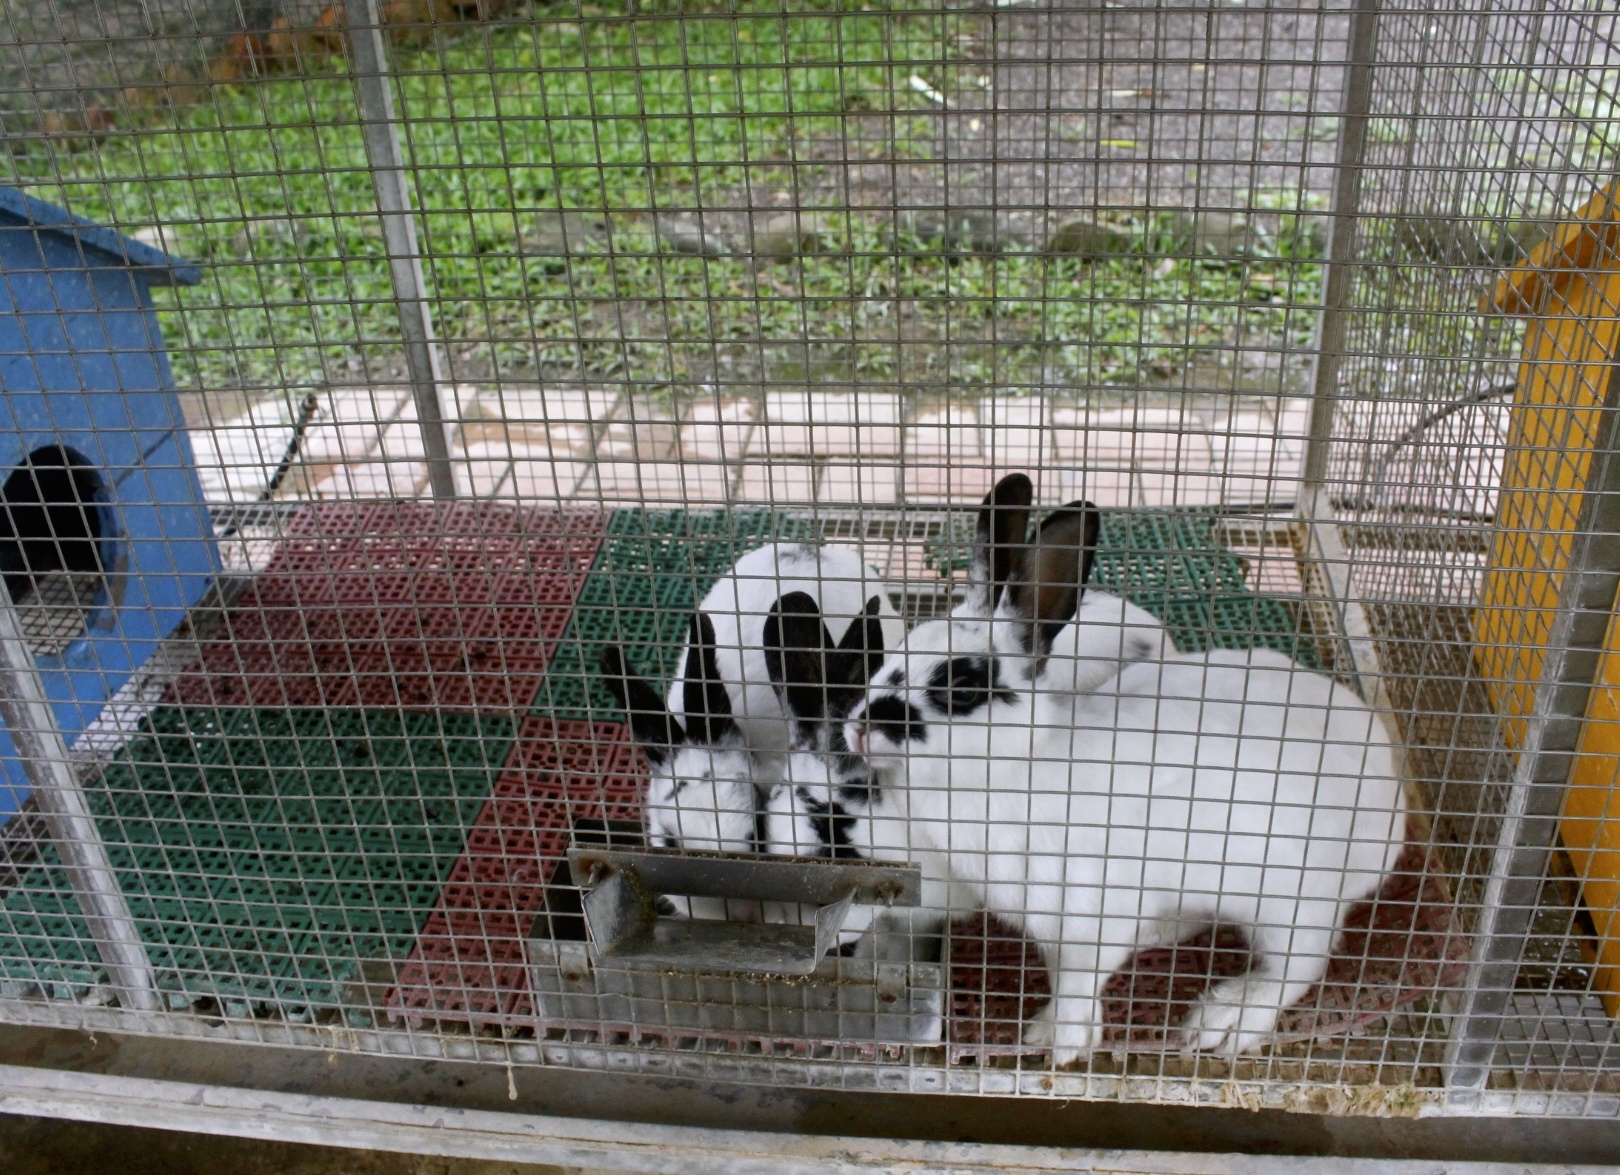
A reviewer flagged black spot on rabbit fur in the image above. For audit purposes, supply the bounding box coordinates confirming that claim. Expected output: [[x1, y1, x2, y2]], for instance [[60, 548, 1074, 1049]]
[[796, 787, 862, 860], [835, 777, 879, 808], [926, 656, 1017, 715], [865, 695, 927, 743], [753, 800, 771, 856]]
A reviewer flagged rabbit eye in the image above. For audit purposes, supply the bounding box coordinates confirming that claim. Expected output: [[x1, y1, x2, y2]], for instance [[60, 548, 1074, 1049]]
[[927, 656, 1014, 715]]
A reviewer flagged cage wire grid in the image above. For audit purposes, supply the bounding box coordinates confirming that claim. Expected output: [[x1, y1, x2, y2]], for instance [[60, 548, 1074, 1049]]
[[0, 0, 1613, 1119]]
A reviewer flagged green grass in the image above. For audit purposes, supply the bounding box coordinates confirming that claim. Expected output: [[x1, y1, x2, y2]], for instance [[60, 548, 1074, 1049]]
[[15, 0, 1323, 397]]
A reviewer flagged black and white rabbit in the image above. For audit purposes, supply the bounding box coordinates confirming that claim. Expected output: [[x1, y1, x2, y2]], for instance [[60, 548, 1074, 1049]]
[[758, 591, 968, 959], [671, 543, 904, 770], [844, 502, 1409, 1063], [951, 473, 1171, 706], [759, 477, 1170, 963], [600, 544, 900, 917], [600, 614, 764, 922], [759, 590, 885, 845], [753, 591, 883, 945]]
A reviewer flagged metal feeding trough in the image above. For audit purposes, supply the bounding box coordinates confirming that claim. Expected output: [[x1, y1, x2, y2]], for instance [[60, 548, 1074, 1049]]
[[528, 832, 946, 1045], [571, 846, 919, 973]]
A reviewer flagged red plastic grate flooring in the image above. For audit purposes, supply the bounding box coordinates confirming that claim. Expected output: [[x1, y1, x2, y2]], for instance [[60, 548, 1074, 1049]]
[[947, 839, 1469, 1060], [169, 503, 606, 712], [386, 717, 644, 1025]]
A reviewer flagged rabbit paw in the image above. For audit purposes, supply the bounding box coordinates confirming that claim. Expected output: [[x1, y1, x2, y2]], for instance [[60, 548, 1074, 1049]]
[[1179, 988, 1277, 1058], [1025, 1004, 1100, 1067], [1022, 1004, 1055, 1049]]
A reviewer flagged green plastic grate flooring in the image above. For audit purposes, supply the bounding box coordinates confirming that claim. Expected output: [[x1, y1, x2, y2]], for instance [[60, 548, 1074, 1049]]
[[536, 508, 1318, 718], [1090, 512, 1322, 671], [921, 509, 1322, 669], [0, 707, 513, 1016], [532, 508, 817, 721]]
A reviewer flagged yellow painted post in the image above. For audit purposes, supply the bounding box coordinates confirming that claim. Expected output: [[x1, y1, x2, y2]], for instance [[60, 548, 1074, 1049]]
[[1473, 176, 1620, 1013]]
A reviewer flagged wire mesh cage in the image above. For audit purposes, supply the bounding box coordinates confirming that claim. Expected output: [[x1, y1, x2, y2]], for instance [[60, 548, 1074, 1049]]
[[0, 0, 1617, 1126]]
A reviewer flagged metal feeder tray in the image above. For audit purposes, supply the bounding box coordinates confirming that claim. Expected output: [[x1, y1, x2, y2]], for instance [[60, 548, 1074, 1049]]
[[527, 840, 945, 1045]]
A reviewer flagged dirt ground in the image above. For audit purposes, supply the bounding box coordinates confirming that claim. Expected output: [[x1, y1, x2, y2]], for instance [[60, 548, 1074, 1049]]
[[833, 1, 1348, 226], [0, 1113, 574, 1175], [3, 0, 1348, 213], [0, 0, 332, 133]]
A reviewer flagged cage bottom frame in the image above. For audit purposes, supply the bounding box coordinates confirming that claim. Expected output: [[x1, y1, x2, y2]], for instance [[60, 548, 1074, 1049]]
[[0, 499, 1610, 1115]]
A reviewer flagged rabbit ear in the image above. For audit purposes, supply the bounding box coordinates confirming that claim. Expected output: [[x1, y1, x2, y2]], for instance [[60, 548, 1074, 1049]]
[[1003, 500, 1102, 666], [829, 594, 888, 690], [968, 472, 1034, 614], [763, 591, 835, 723], [600, 646, 683, 763], [682, 612, 736, 745]]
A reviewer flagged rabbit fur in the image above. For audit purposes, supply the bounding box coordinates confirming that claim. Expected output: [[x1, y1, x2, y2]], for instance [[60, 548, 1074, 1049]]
[[759, 590, 990, 957], [755, 590, 886, 945], [950, 472, 1171, 705], [671, 543, 904, 769], [843, 498, 1408, 1062], [602, 483, 1172, 963], [599, 616, 764, 922], [598, 545, 898, 923]]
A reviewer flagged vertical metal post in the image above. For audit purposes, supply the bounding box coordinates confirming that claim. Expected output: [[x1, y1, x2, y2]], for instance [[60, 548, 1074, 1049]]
[[1444, 363, 1620, 1101], [346, 0, 457, 500], [0, 598, 161, 1011], [1294, 0, 1386, 706], [1298, 0, 1381, 495]]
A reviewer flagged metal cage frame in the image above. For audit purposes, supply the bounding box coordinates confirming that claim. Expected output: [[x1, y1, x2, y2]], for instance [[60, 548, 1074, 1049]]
[[1, 0, 1619, 1155]]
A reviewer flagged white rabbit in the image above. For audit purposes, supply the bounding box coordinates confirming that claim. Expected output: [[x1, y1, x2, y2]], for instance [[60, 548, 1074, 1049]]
[[671, 543, 904, 770], [598, 588, 894, 931], [844, 503, 1408, 1063], [1045, 591, 1172, 699], [598, 542, 898, 920], [948, 472, 1172, 710], [599, 616, 767, 923]]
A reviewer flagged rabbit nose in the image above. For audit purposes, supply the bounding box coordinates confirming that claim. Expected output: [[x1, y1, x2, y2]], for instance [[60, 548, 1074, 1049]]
[[849, 723, 868, 755]]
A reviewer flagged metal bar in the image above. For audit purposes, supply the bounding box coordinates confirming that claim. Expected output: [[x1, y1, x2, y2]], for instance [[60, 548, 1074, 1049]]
[[1297, 495, 1388, 710], [1290, 0, 1385, 712], [0, 1061, 1605, 1175], [0, 596, 160, 1011], [1443, 362, 1620, 1099], [344, 0, 456, 500], [1298, 0, 1381, 495]]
